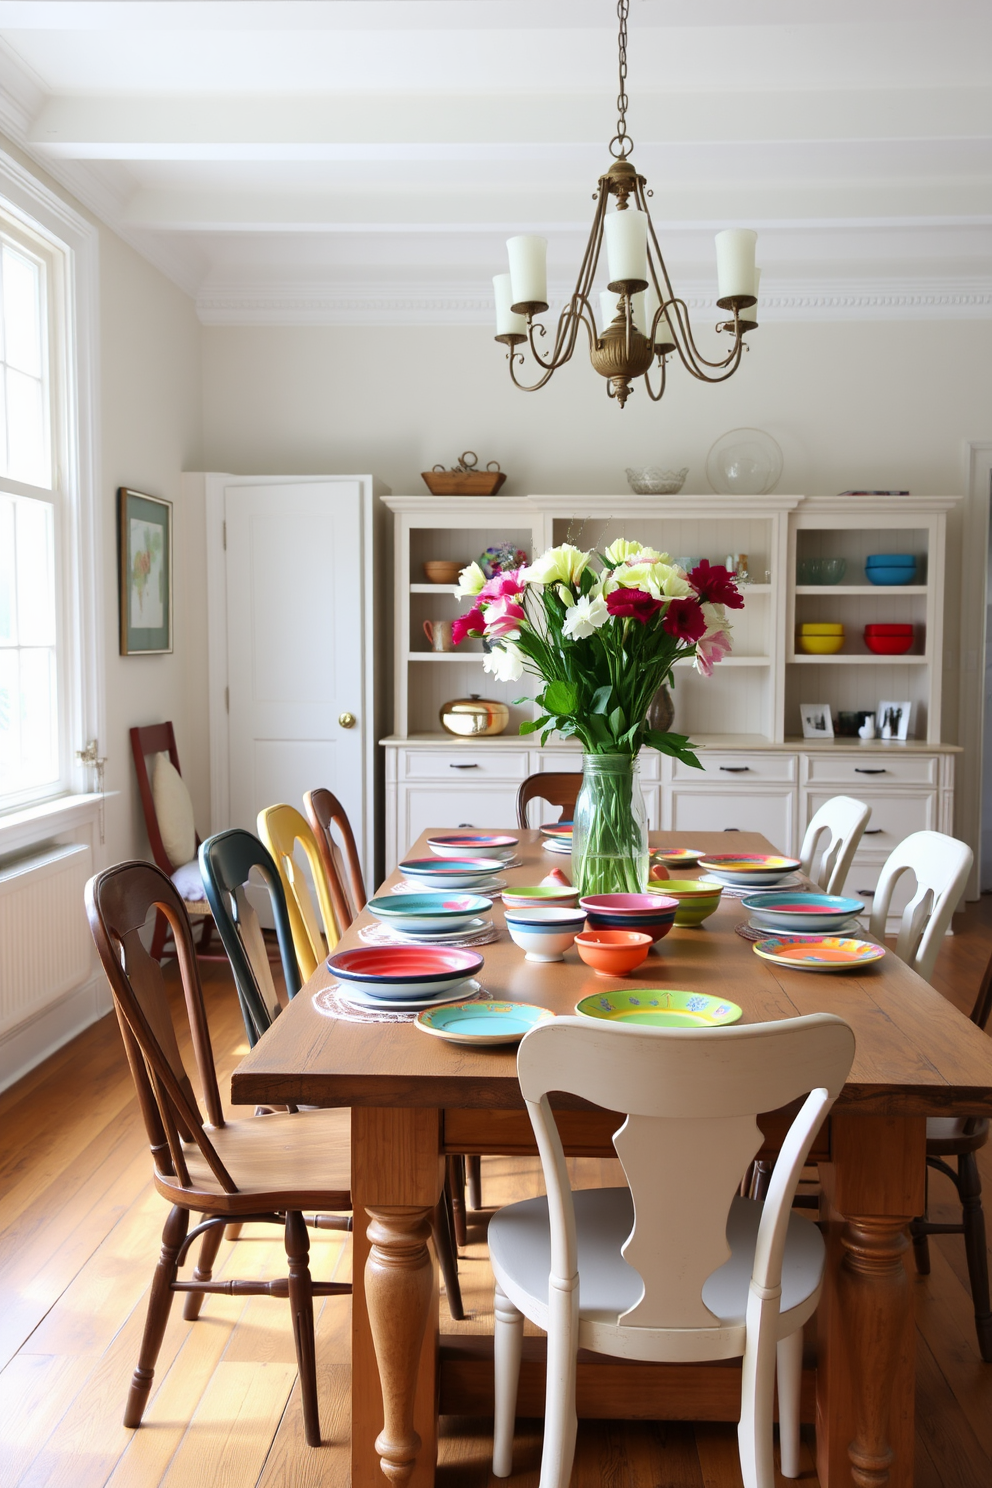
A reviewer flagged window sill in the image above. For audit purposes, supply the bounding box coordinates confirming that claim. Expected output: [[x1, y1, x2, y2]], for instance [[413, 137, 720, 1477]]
[[0, 793, 109, 857]]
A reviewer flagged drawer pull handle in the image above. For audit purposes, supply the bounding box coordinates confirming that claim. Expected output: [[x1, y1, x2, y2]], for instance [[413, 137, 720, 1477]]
[[450, 763, 479, 769], [864, 828, 883, 835], [719, 766, 750, 773], [857, 888, 876, 895], [458, 823, 475, 827], [723, 827, 741, 832], [855, 767, 886, 774]]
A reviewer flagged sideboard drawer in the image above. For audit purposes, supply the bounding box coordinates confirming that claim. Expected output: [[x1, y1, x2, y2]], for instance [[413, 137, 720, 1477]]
[[803, 753, 938, 787], [403, 749, 531, 781], [399, 783, 522, 846], [669, 788, 795, 852], [806, 789, 936, 851], [674, 753, 796, 784]]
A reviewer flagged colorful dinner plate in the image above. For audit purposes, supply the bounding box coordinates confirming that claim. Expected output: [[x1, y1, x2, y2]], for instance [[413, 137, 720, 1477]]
[[427, 834, 518, 860], [392, 917, 489, 942], [399, 856, 503, 888], [392, 876, 506, 896], [540, 823, 573, 838], [742, 892, 865, 932], [697, 854, 802, 886], [575, 988, 742, 1028], [368, 892, 493, 933], [700, 872, 805, 894], [415, 1001, 555, 1045], [746, 915, 861, 938], [753, 936, 885, 972], [652, 847, 705, 866], [335, 979, 485, 1012], [326, 945, 485, 999]]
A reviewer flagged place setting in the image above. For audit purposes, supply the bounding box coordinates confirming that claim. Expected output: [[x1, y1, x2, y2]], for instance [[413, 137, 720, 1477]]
[[391, 854, 508, 896]]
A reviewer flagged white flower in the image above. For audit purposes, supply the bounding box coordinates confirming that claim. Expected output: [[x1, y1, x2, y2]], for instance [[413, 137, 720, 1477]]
[[482, 642, 524, 682], [613, 560, 689, 600], [603, 538, 645, 565], [523, 543, 590, 587], [455, 560, 486, 598], [563, 593, 609, 639]]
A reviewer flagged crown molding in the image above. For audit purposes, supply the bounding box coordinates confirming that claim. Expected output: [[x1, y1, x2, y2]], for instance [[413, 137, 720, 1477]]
[[197, 275, 992, 327]]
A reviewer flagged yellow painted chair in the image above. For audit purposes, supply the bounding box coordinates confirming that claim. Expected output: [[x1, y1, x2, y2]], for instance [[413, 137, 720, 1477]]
[[257, 803, 341, 980]]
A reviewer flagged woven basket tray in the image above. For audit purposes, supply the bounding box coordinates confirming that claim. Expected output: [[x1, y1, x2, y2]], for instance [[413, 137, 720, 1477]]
[[421, 470, 507, 496]]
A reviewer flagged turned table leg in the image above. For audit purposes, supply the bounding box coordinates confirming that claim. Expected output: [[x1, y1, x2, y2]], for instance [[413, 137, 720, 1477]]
[[351, 1107, 443, 1488], [817, 1113, 925, 1488]]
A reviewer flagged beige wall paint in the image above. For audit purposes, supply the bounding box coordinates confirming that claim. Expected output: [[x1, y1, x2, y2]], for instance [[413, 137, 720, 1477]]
[[201, 319, 991, 751]]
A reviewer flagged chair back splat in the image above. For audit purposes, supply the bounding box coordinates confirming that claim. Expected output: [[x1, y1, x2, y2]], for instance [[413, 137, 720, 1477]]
[[304, 788, 367, 930], [798, 795, 871, 897], [516, 771, 582, 831], [199, 828, 301, 1046], [257, 803, 341, 977], [85, 862, 236, 1196], [868, 830, 973, 984], [517, 1015, 854, 1333]]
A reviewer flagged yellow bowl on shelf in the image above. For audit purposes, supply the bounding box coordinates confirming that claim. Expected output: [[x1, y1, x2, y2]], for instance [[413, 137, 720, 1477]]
[[799, 623, 844, 635], [798, 633, 845, 655]]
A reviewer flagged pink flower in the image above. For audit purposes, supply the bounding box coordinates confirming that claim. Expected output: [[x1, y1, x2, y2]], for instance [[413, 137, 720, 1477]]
[[688, 560, 744, 610], [452, 607, 486, 645], [694, 627, 733, 677], [605, 587, 662, 624], [484, 596, 525, 638], [478, 566, 527, 603], [662, 597, 707, 643]]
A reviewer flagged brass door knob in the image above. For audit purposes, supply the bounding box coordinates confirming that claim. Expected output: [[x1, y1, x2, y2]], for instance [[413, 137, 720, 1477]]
[[338, 712, 356, 729]]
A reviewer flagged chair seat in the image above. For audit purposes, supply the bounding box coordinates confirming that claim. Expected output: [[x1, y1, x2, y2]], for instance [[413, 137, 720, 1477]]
[[157, 1106, 352, 1213], [926, 1115, 990, 1156], [489, 1189, 824, 1358], [171, 858, 209, 902]]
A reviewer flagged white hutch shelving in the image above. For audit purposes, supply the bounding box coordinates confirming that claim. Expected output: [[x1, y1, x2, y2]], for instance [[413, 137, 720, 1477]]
[[381, 492, 960, 915]]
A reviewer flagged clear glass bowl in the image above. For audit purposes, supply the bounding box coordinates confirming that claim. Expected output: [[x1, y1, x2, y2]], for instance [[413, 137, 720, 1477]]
[[797, 557, 847, 585], [705, 429, 783, 495], [625, 466, 689, 495]]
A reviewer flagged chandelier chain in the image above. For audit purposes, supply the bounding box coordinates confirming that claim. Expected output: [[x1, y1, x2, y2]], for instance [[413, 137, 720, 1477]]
[[609, 0, 632, 160]]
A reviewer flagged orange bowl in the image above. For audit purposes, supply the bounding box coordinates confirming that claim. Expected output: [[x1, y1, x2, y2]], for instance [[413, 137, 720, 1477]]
[[575, 929, 652, 978]]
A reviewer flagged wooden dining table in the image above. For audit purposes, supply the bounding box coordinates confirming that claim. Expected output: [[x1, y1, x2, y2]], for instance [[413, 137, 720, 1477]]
[[231, 830, 992, 1488]]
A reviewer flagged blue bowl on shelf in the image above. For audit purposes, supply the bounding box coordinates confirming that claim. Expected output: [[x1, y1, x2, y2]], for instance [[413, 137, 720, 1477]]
[[866, 565, 917, 586], [866, 554, 915, 566]]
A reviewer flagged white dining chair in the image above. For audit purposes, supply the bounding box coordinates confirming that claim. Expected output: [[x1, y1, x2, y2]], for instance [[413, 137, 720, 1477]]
[[868, 829, 973, 984], [798, 795, 871, 895], [489, 1014, 856, 1488]]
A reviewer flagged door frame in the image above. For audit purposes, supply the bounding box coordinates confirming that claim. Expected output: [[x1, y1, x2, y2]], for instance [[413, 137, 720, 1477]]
[[191, 471, 388, 886], [956, 442, 992, 899]]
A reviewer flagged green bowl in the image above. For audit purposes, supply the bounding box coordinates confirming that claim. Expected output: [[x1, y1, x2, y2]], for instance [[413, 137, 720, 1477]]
[[649, 878, 723, 925]]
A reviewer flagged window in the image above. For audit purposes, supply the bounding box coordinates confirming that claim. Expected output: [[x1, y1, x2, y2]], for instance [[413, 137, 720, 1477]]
[[0, 219, 65, 808]]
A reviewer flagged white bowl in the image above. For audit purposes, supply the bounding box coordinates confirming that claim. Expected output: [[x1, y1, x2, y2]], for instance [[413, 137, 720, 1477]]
[[505, 920, 580, 963], [625, 466, 689, 496]]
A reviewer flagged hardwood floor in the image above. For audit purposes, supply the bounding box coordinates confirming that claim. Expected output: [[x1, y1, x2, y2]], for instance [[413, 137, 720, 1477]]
[[2, 904, 991, 1488]]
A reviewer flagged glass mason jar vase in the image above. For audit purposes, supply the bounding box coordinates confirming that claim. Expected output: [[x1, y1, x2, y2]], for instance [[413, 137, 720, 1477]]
[[571, 753, 649, 897]]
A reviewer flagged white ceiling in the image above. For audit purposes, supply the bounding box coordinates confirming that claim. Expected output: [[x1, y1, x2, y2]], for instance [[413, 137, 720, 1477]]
[[0, 1, 990, 325]]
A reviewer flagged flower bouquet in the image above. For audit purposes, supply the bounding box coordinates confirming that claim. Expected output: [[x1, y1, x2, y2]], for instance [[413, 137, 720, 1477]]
[[452, 539, 743, 895]]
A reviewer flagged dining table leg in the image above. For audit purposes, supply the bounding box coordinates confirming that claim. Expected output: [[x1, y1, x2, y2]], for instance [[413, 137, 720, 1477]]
[[817, 1112, 926, 1488], [351, 1106, 444, 1487]]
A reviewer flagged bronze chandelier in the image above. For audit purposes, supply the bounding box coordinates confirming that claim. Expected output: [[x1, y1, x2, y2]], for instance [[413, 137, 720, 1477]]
[[493, 0, 759, 408]]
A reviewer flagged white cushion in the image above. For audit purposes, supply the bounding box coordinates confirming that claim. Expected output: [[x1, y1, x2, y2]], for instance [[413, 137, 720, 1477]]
[[171, 859, 207, 902], [152, 753, 196, 869]]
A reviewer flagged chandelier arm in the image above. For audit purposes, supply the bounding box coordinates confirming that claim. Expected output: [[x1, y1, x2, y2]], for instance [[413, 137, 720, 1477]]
[[643, 355, 668, 402], [524, 306, 575, 371], [506, 348, 562, 394], [665, 296, 744, 375], [667, 316, 747, 384]]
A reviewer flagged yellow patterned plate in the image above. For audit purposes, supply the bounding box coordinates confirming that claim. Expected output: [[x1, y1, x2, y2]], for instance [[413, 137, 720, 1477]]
[[575, 989, 742, 1028], [753, 936, 885, 973]]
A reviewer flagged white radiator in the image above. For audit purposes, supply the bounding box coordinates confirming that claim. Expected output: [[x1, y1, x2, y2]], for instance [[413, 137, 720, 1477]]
[[0, 842, 95, 1038]]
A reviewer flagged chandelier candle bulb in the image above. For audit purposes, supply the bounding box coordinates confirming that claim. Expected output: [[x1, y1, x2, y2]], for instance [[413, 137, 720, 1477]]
[[605, 208, 648, 290], [506, 234, 549, 313], [493, 274, 527, 339], [632, 283, 660, 338], [715, 229, 758, 306], [655, 308, 676, 350], [740, 268, 761, 332]]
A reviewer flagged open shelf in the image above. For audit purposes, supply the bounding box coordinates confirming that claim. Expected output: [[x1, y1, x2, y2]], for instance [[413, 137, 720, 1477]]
[[411, 583, 460, 594], [794, 585, 927, 596], [789, 654, 929, 665]]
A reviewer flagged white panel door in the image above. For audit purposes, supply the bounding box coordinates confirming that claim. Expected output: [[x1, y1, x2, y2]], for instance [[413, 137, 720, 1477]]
[[225, 481, 366, 855]]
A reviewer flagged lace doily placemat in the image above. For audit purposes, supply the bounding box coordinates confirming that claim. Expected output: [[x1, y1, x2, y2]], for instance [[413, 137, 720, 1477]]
[[358, 920, 500, 949], [735, 920, 865, 944], [312, 982, 495, 1025]]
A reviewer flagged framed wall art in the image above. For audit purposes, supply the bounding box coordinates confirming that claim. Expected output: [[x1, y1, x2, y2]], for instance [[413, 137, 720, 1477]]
[[800, 702, 834, 739], [118, 488, 172, 655], [877, 699, 912, 741]]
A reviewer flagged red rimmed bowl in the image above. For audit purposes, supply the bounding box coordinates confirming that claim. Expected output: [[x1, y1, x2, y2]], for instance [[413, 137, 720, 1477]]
[[399, 856, 502, 888], [326, 945, 485, 1001], [696, 854, 802, 887], [575, 929, 652, 977], [579, 893, 678, 946], [427, 833, 518, 860]]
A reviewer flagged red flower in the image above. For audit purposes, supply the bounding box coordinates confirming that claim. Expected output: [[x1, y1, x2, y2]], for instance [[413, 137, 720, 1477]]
[[662, 597, 707, 642], [479, 567, 526, 603], [605, 587, 663, 625], [452, 607, 485, 645], [687, 560, 744, 610]]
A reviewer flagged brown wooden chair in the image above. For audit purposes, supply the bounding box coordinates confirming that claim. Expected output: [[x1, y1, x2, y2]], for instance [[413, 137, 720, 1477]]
[[304, 787, 367, 930], [910, 950, 992, 1361], [129, 722, 216, 962], [85, 859, 353, 1445], [516, 771, 582, 830]]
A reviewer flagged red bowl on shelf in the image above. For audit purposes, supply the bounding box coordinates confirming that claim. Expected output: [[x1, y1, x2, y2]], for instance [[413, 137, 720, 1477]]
[[864, 623, 913, 633], [864, 626, 914, 655]]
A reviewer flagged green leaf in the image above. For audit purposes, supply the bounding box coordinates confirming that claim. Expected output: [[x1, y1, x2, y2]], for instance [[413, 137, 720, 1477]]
[[544, 679, 579, 716], [608, 705, 627, 738], [519, 716, 552, 736], [590, 684, 613, 715], [586, 712, 610, 744], [643, 727, 703, 769]]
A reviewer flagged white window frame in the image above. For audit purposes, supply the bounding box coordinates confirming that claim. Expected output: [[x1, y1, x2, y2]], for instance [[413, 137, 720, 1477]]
[[0, 147, 101, 823]]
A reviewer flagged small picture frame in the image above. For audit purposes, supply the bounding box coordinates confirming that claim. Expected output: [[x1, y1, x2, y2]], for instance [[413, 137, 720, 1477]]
[[118, 488, 172, 655], [877, 700, 911, 741], [800, 702, 834, 739]]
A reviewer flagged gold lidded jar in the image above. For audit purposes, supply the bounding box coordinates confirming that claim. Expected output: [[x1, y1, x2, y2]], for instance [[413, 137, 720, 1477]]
[[440, 694, 510, 737]]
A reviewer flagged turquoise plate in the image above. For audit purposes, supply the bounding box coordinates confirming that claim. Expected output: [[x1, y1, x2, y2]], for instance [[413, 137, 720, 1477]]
[[575, 988, 742, 1028], [415, 1001, 554, 1045]]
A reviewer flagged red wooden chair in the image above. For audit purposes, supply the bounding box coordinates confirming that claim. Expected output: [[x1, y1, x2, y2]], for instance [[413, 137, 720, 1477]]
[[130, 723, 216, 961]]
